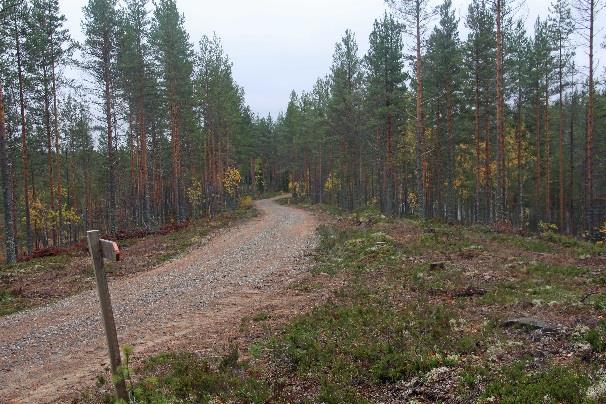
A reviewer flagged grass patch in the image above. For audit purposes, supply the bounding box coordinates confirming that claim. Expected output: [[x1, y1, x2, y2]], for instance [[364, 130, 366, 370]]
[[479, 279, 581, 306], [0, 289, 23, 316], [314, 225, 398, 275], [107, 351, 270, 403], [402, 223, 474, 254], [541, 232, 604, 257], [492, 231, 604, 257], [483, 361, 592, 403], [584, 321, 606, 353], [525, 262, 588, 278], [493, 234, 554, 253], [0, 253, 74, 276], [289, 280, 323, 293], [252, 312, 270, 322], [271, 294, 485, 392]]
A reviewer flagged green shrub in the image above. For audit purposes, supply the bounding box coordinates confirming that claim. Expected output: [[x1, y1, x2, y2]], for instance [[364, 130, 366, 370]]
[[483, 361, 591, 403], [126, 352, 270, 403], [585, 321, 606, 353], [272, 299, 483, 388]]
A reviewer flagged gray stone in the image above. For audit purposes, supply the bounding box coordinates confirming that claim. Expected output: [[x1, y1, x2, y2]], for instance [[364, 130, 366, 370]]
[[502, 317, 558, 332]]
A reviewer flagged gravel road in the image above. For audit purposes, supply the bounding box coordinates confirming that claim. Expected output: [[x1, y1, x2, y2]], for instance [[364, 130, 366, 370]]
[[0, 198, 318, 403]]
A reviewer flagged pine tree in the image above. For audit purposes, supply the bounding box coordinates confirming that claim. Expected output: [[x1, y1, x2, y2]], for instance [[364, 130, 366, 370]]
[[11, 0, 33, 252], [151, 0, 194, 220], [25, 0, 71, 244], [386, 0, 434, 219], [366, 13, 407, 215], [82, 0, 119, 233], [328, 30, 363, 210], [195, 34, 246, 212], [506, 19, 531, 225], [425, 0, 461, 221], [0, 1, 17, 263], [530, 18, 556, 224], [118, 0, 151, 225], [0, 81, 16, 264], [494, 0, 506, 221], [574, 0, 604, 232], [548, 0, 575, 231], [465, 0, 495, 222]]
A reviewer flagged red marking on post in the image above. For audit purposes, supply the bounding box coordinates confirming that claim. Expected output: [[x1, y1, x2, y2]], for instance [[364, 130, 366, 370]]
[[100, 239, 121, 262]]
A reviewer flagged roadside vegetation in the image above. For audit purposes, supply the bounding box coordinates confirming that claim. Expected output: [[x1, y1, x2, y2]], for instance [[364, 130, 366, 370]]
[[88, 200, 606, 403]]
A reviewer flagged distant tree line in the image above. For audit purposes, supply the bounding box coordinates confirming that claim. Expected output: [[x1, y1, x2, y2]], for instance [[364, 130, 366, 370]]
[[269, 0, 606, 239]]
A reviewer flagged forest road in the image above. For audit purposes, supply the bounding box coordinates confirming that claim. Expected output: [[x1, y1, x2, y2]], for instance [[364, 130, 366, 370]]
[[0, 197, 318, 403]]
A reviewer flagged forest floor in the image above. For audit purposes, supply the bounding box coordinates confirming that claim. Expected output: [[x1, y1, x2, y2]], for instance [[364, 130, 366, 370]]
[[3, 196, 606, 403], [0, 197, 319, 402], [72, 197, 606, 403]]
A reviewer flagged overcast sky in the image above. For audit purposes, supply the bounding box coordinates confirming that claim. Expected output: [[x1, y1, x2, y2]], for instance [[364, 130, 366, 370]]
[[59, 0, 604, 118]]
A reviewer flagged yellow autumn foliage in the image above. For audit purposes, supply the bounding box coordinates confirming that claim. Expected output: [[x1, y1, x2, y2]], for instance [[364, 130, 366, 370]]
[[538, 221, 558, 235], [187, 179, 204, 214], [324, 172, 340, 192], [239, 195, 254, 209], [28, 197, 81, 233], [288, 179, 302, 195], [223, 167, 241, 198]]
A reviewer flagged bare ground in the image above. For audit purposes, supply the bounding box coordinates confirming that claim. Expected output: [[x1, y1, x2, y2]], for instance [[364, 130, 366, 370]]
[[0, 198, 320, 403]]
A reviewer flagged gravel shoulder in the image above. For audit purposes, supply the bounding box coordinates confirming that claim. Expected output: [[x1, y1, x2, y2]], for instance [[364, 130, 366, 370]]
[[0, 197, 318, 403]]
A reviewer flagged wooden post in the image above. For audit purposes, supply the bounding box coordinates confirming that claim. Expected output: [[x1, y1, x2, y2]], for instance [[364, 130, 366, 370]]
[[86, 230, 128, 401]]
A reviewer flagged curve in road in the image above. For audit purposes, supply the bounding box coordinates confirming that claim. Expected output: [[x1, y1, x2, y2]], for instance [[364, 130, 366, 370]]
[[0, 197, 317, 403]]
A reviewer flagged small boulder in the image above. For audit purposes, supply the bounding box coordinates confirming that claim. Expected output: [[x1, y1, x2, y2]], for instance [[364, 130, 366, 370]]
[[502, 317, 559, 333], [430, 262, 446, 271], [453, 286, 486, 298]]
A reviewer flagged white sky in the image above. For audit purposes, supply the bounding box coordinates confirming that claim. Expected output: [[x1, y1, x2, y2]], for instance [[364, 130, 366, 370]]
[[59, 0, 605, 118]]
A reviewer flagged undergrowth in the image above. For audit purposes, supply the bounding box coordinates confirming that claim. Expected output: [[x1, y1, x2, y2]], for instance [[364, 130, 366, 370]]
[[92, 349, 269, 403], [88, 204, 604, 403]]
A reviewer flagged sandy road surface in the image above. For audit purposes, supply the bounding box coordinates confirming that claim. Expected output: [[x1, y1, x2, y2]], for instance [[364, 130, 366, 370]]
[[0, 198, 318, 403]]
